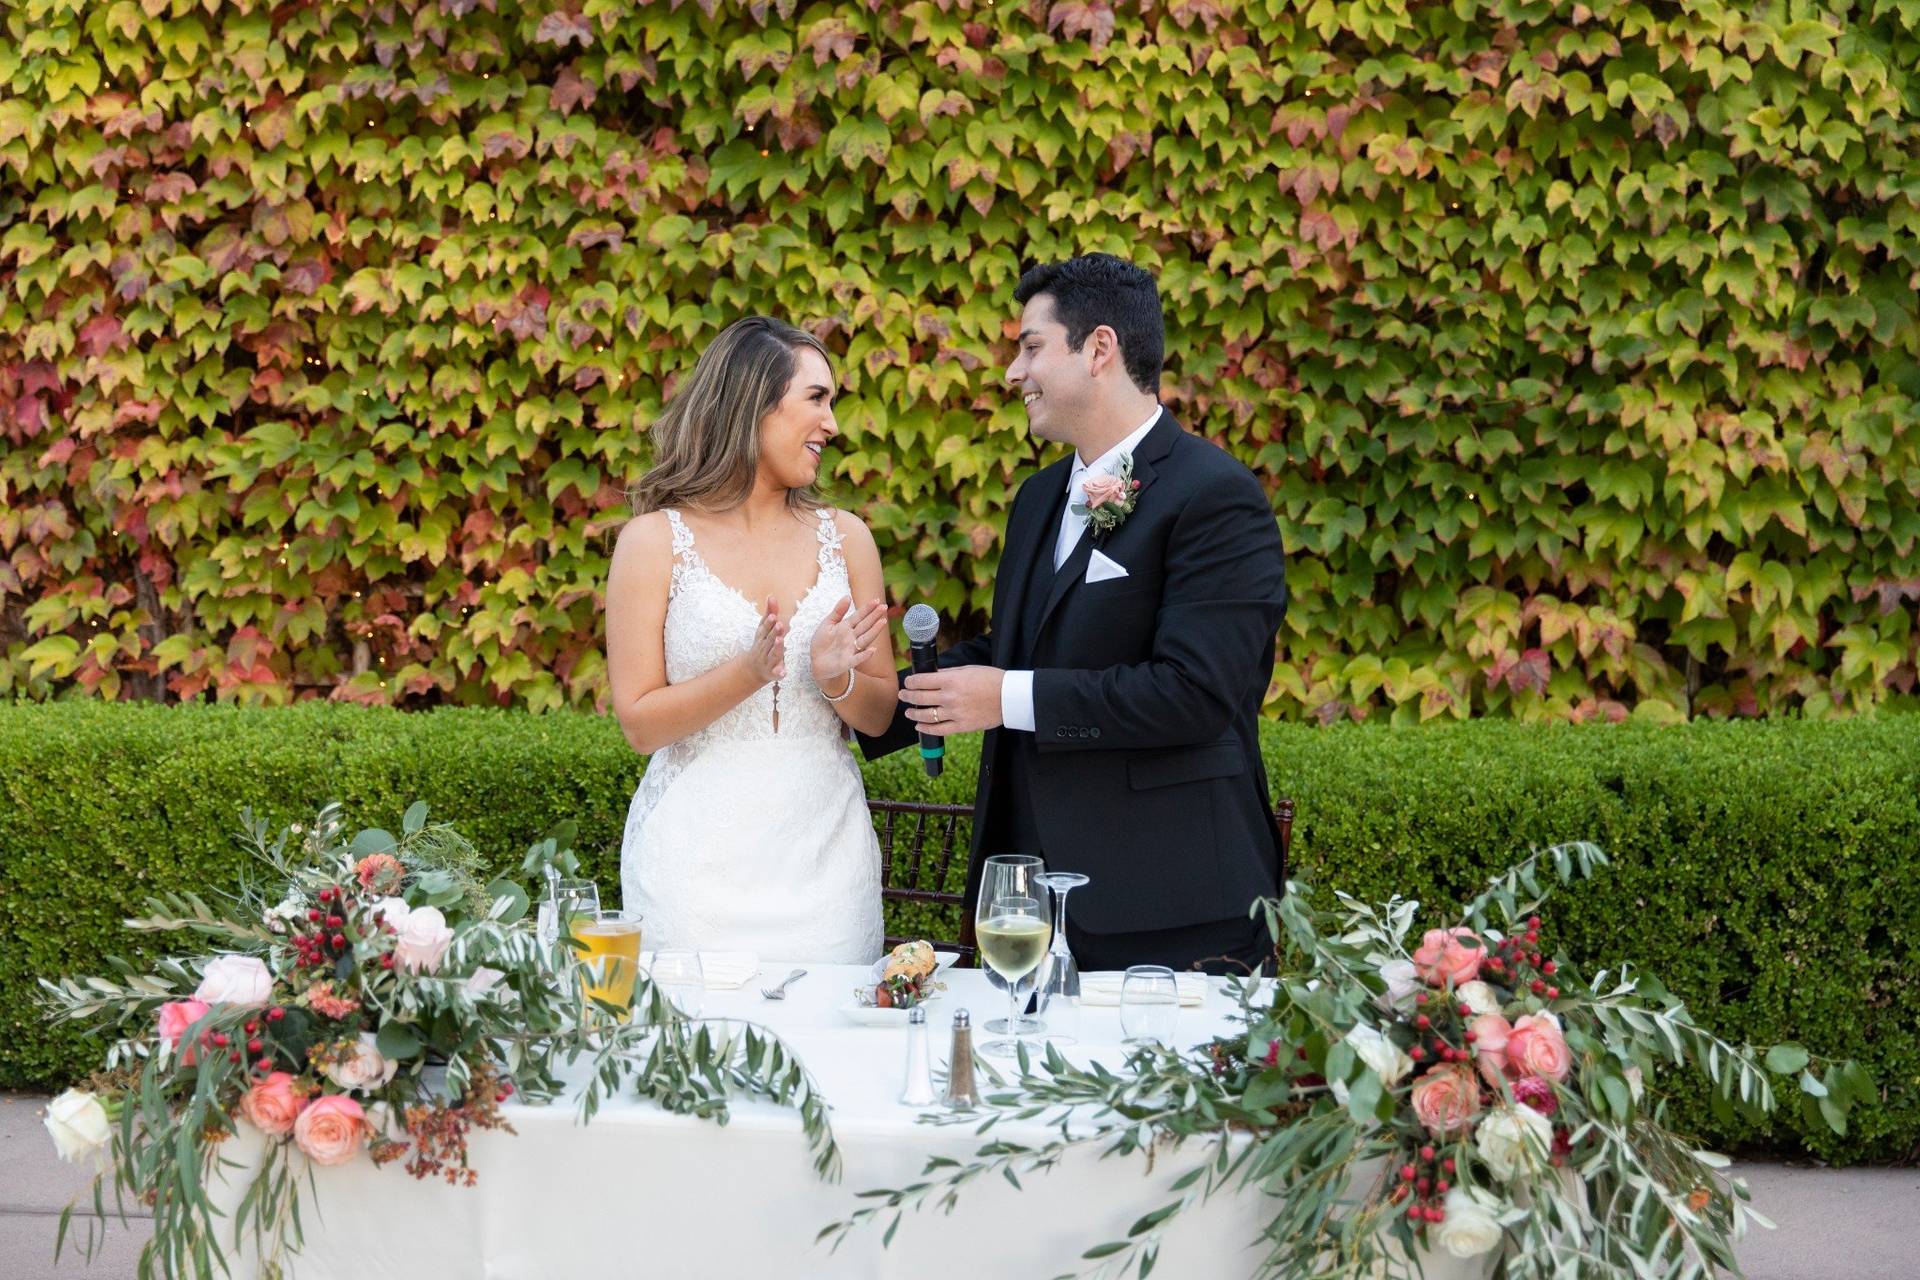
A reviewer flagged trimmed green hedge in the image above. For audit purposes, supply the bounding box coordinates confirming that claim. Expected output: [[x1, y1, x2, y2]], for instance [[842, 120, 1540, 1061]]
[[3, 702, 1914, 1165]]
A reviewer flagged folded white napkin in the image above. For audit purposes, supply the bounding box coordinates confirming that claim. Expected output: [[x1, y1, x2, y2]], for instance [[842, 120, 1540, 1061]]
[[697, 952, 759, 989], [1075, 972, 1209, 1007]]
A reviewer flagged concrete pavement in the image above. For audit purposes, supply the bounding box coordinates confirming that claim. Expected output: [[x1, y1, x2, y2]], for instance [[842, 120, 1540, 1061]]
[[4, 1090, 1915, 1278]]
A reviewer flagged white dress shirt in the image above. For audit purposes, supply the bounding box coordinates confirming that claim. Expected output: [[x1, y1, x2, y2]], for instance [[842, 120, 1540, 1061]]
[[1001, 408, 1162, 732]]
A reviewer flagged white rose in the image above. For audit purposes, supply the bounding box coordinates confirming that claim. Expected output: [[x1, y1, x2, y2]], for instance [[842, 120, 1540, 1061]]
[[464, 967, 505, 999], [1376, 958, 1421, 1011], [1456, 980, 1501, 1016], [394, 905, 454, 974], [324, 1033, 399, 1092], [194, 954, 274, 1007], [1474, 1103, 1554, 1181], [44, 1089, 112, 1164], [1434, 1186, 1504, 1259], [373, 897, 412, 930], [1347, 1023, 1413, 1087]]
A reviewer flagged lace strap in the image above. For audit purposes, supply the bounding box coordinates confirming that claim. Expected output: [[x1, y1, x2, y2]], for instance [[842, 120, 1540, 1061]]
[[664, 509, 697, 562], [813, 507, 846, 571]]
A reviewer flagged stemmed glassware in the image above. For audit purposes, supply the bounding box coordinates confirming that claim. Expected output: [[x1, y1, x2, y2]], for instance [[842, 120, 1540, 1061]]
[[978, 855, 1046, 1034], [975, 856, 1054, 1059], [1032, 871, 1089, 1044]]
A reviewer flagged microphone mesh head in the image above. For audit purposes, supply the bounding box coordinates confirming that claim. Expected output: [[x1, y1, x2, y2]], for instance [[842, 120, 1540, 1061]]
[[903, 604, 940, 646]]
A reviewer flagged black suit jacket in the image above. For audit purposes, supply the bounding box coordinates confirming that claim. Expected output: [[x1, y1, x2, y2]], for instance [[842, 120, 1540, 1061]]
[[861, 410, 1289, 935]]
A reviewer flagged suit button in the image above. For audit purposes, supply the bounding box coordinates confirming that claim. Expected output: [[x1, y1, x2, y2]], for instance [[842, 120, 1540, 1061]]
[[1090, 727, 1101, 739], [1055, 727, 1067, 739]]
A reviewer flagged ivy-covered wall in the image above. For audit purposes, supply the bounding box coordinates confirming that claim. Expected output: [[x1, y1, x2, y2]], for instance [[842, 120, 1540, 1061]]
[[3, 1, 1918, 721]]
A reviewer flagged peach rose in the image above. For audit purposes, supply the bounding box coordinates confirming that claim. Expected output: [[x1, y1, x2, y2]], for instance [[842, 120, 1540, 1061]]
[[157, 999, 212, 1065], [1470, 1012, 1514, 1086], [1411, 927, 1486, 987], [1409, 1062, 1483, 1135], [1081, 472, 1127, 510], [1504, 1012, 1572, 1082], [240, 1072, 305, 1137], [293, 1094, 367, 1166]]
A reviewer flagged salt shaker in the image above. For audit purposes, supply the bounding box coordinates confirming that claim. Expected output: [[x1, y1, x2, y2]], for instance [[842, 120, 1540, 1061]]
[[942, 1008, 981, 1111], [900, 1006, 937, 1107]]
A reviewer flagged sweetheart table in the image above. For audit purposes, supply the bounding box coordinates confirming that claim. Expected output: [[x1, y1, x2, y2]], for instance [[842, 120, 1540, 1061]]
[[202, 962, 1298, 1278], [205, 966, 1489, 1279]]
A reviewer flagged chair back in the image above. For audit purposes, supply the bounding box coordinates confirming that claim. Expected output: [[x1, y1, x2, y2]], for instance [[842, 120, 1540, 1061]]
[[872, 799, 974, 965]]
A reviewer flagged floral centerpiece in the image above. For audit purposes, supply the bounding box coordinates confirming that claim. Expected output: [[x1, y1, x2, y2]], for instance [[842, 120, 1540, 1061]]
[[825, 843, 1871, 1278], [41, 800, 840, 1278]]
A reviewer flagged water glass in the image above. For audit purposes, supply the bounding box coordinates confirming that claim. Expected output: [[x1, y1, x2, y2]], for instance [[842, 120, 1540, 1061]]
[[651, 949, 705, 1020], [1119, 965, 1179, 1046], [539, 878, 600, 948]]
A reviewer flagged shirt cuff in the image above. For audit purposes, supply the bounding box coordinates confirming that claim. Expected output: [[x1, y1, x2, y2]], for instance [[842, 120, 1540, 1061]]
[[1000, 670, 1036, 732]]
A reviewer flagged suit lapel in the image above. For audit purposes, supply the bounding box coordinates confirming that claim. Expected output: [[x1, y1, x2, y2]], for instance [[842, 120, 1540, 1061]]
[[995, 458, 1075, 666], [1029, 409, 1181, 644]]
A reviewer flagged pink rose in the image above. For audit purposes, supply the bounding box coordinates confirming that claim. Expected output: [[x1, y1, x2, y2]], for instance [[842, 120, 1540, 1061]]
[[293, 1094, 368, 1166], [1411, 927, 1486, 987], [393, 905, 454, 975], [240, 1072, 305, 1137], [1504, 1013, 1572, 1082], [1081, 472, 1127, 510], [1470, 1012, 1514, 1086], [157, 999, 212, 1065], [1410, 1062, 1483, 1135]]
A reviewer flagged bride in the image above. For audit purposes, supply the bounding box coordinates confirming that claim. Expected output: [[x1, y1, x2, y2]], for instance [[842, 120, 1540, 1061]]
[[605, 316, 896, 962]]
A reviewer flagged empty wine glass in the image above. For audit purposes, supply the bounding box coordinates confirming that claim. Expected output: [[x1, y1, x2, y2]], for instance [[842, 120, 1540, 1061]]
[[1031, 871, 1089, 1044], [539, 878, 600, 949]]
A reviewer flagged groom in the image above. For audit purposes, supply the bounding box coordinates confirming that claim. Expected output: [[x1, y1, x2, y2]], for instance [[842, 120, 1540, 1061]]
[[861, 254, 1289, 974]]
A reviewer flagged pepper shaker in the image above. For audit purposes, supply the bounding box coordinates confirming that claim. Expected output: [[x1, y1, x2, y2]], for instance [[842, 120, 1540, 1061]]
[[900, 1005, 937, 1107], [942, 1008, 981, 1111]]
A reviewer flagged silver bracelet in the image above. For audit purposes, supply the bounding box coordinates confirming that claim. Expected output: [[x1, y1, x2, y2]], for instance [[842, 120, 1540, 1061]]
[[820, 668, 856, 703]]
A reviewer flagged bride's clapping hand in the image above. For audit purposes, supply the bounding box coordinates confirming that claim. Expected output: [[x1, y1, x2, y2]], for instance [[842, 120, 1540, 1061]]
[[742, 596, 786, 684], [811, 597, 886, 684]]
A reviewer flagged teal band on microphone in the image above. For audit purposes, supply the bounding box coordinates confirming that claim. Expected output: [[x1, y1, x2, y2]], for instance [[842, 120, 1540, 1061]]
[[918, 744, 945, 759]]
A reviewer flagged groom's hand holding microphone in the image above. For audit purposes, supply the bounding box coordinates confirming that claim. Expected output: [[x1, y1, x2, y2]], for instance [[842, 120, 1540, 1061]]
[[898, 604, 1003, 738]]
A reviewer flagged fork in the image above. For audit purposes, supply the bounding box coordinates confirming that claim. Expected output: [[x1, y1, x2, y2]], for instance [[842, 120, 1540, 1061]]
[[759, 968, 807, 1000]]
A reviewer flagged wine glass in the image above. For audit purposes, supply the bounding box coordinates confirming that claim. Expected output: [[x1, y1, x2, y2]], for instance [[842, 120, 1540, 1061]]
[[978, 855, 1046, 1035], [1032, 871, 1089, 1045], [976, 857, 1054, 1060]]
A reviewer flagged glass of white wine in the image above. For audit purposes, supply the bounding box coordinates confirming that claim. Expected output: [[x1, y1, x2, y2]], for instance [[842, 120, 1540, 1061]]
[[976, 856, 1054, 1060]]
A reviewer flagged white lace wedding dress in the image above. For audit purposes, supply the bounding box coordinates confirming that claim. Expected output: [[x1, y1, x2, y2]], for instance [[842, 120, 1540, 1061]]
[[619, 507, 884, 963]]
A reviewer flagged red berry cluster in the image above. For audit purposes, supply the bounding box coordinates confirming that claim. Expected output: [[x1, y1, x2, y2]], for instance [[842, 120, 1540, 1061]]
[[1388, 1147, 1457, 1226], [1485, 915, 1559, 1001], [288, 887, 356, 969], [1406, 992, 1477, 1066], [219, 1012, 287, 1075]]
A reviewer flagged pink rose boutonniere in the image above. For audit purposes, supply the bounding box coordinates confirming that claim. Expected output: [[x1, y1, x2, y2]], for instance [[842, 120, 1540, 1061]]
[[1072, 454, 1141, 542]]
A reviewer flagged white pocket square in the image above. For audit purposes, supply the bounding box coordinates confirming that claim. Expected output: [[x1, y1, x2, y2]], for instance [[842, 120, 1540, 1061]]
[[1085, 550, 1130, 584]]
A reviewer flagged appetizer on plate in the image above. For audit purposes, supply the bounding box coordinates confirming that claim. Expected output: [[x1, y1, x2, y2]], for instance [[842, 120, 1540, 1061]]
[[856, 940, 945, 1009]]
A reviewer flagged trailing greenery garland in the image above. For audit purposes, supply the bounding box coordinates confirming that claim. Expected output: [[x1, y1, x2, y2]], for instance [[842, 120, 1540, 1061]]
[[823, 846, 1869, 1279]]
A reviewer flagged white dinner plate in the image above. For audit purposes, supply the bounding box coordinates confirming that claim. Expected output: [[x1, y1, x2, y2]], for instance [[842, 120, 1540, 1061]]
[[838, 997, 944, 1027]]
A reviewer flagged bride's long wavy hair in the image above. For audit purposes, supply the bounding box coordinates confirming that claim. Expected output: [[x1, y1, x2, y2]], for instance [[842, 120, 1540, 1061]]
[[627, 316, 832, 516]]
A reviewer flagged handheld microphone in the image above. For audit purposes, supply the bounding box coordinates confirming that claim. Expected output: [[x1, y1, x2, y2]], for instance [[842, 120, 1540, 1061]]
[[903, 604, 944, 778]]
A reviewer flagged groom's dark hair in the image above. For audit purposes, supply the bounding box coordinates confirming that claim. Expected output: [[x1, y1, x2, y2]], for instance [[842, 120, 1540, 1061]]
[[1013, 254, 1163, 394]]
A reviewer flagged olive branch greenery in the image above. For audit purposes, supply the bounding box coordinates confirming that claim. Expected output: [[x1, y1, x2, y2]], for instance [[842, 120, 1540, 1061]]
[[821, 843, 1870, 1280]]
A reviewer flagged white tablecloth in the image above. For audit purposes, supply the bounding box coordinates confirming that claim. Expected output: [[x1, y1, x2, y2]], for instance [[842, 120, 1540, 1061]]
[[205, 965, 1467, 1279]]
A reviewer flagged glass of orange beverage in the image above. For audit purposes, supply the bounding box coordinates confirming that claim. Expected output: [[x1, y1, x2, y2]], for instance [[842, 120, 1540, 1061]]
[[570, 909, 643, 1020]]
